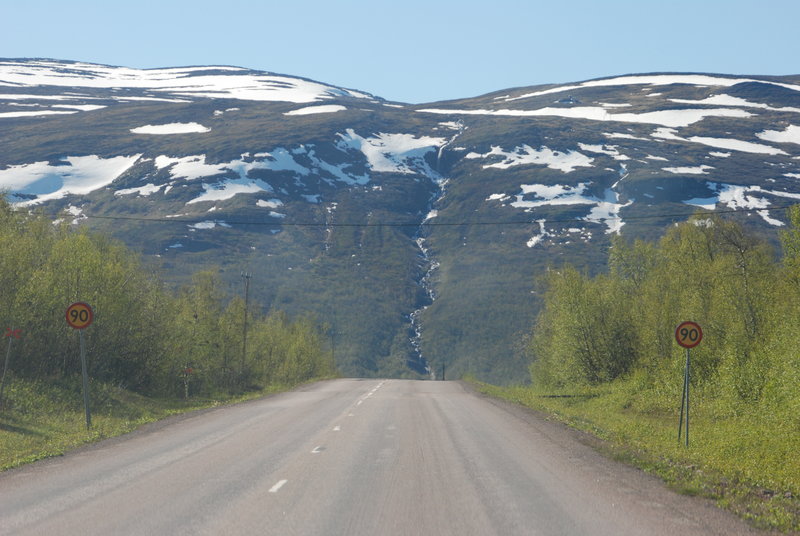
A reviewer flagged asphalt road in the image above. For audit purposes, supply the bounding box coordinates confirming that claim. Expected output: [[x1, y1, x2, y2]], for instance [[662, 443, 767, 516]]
[[0, 379, 761, 535]]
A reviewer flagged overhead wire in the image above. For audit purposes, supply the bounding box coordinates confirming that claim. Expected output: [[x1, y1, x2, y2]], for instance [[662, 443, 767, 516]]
[[45, 201, 800, 228]]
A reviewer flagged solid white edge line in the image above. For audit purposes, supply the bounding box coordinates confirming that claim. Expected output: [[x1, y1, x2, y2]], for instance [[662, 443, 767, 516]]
[[269, 479, 288, 493]]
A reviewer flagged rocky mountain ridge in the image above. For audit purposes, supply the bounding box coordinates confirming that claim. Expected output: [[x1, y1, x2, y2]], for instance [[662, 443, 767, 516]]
[[2, 59, 799, 382]]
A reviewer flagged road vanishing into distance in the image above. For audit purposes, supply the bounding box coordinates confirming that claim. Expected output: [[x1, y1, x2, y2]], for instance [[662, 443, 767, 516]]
[[0, 379, 760, 535]]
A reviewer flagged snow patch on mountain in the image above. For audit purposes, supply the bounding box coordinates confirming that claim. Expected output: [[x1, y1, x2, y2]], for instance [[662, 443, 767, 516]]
[[683, 182, 800, 225], [60, 204, 87, 225], [2, 155, 141, 204], [0, 60, 372, 104], [284, 104, 347, 116], [336, 129, 445, 175], [577, 143, 629, 160], [0, 110, 77, 118], [115, 183, 162, 196], [466, 145, 593, 173], [155, 155, 230, 179], [153, 143, 378, 191], [584, 192, 631, 234], [157, 151, 311, 184], [116, 96, 190, 103], [252, 149, 312, 175], [189, 220, 231, 230], [491, 180, 630, 234], [757, 125, 800, 145], [663, 165, 714, 175], [187, 178, 273, 204], [684, 194, 719, 210], [604, 132, 650, 141], [691, 137, 786, 155], [652, 128, 786, 155], [526, 220, 550, 247], [131, 122, 210, 134], [500, 74, 800, 101], [418, 106, 752, 128], [305, 147, 368, 185], [508, 183, 595, 208], [0, 93, 100, 101], [669, 94, 800, 113], [257, 198, 284, 208], [52, 104, 106, 112]]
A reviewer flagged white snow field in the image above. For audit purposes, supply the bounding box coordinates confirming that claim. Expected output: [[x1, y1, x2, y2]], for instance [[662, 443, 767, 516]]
[[0, 59, 372, 103], [336, 130, 445, 175], [498, 74, 800, 102], [130, 122, 210, 134], [0, 155, 141, 204], [465, 145, 593, 173], [284, 104, 347, 115], [418, 106, 752, 128], [758, 125, 800, 145]]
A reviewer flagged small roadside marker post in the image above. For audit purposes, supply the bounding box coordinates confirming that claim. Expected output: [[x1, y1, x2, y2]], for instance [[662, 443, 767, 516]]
[[0, 328, 22, 408], [66, 302, 94, 430], [182, 366, 193, 399], [675, 321, 702, 447]]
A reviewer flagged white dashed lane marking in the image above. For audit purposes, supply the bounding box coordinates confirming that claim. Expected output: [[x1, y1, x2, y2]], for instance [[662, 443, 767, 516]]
[[269, 480, 287, 493]]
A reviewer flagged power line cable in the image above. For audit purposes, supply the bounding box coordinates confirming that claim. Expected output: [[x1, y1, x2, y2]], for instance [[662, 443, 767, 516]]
[[45, 202, 800, 228]]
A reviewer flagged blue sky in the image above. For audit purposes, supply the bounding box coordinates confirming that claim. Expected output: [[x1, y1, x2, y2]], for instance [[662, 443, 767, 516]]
[[3, 0, 798, 103]]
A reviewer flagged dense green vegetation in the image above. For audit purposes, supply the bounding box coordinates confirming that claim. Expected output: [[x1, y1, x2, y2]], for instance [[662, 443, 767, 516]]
[[0, 198, 334, 402], [516, 211, 800, 530]]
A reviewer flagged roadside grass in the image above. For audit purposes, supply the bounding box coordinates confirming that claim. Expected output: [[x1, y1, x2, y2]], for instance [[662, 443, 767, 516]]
[[468, 376, 800, 533], [0, 376, 329, 472]]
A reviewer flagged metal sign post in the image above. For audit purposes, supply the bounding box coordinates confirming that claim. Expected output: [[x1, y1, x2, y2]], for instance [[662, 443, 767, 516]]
[[678, 347, 690, 447], [67, 302, 94, 430], [79, 330, 91, 429], [675, 321, 702, 447]]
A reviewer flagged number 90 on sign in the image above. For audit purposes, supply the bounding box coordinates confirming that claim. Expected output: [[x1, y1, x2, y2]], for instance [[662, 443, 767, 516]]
[[66, 302, 94, 330], [675, 321, 702, 348]]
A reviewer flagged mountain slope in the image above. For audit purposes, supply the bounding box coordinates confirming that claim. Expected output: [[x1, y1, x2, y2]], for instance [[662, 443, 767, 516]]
[[2, 60, 800, 382]]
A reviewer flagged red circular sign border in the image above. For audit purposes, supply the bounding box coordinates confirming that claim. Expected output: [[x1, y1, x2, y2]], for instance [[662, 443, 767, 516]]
[[675, 321, 703, 349], [66, 302, 94, 330]]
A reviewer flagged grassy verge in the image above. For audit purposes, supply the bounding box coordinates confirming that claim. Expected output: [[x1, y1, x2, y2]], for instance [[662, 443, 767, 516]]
[[467, 376, 800, 533], [0, 376, 330, 471]]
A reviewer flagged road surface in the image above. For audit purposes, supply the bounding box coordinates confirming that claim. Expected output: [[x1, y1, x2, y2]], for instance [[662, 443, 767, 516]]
[[0, 379, 760, 535]]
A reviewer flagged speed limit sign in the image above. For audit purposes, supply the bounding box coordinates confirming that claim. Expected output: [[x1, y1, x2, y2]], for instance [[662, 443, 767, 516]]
[[66, 302, 94, 330], [675, 321, 702, 348]]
